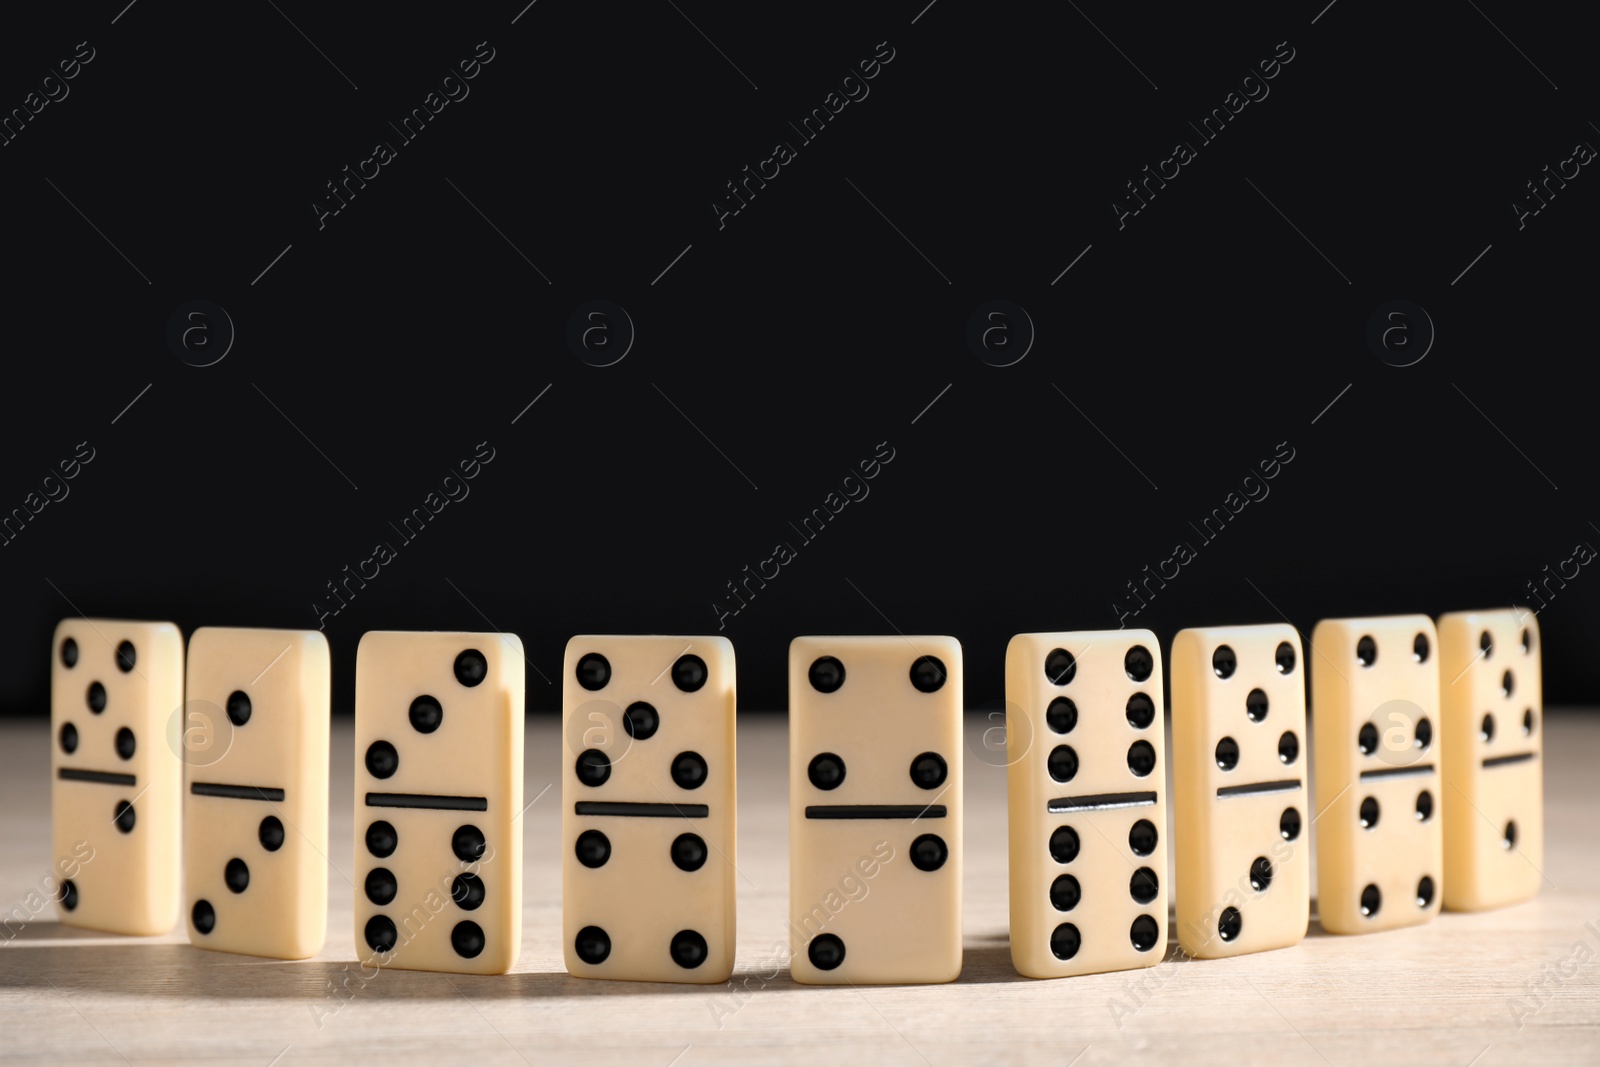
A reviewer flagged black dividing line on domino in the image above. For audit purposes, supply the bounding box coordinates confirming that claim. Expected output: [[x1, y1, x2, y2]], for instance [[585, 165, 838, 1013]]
[[366, 792, 488, 811], [1047, 791, 1157, 814], [1482, 753, 1537, 769], [58, 769, 137, 787], [1358, 763, 1436, 782], [1216, 779, 1302, 799], [191, 782, 287, 802], [574, 801, 711, 818], [805, 804, 949, 820]]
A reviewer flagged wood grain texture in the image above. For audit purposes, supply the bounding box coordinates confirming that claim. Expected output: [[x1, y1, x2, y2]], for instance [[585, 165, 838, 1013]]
[[2, 710, 1597, 1066]]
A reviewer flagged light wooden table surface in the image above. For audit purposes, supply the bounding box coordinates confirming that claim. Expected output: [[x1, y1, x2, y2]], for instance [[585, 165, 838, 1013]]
[[2, 710, 1597, 1066]]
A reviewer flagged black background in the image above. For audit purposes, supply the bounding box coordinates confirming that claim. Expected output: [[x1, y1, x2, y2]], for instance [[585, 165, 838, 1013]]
[[2, 1, 1595, 717]]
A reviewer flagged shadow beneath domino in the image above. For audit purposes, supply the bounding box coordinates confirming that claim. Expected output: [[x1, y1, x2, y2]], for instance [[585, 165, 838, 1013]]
[[1, 943, 773, 1001], [3, 937, 1245, 997], [0, 920, 132, 946]]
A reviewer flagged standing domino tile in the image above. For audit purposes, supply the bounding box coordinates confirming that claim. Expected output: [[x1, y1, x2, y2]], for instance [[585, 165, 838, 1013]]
[[184, 628, 330, 959], [354, 631, 524, 974], [1439, 609, 1543, 911], [1311, 614, 1443, 934], [789, 636, 963, 985], [1006, 630, 1167, 978], [1171, 624, 1309, 958], [51, 619, 183, 935], [562, 636, 737, 982]]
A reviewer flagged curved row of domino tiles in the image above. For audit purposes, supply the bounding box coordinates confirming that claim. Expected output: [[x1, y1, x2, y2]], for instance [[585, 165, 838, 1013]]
[[44, 610, 1541, 984]]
